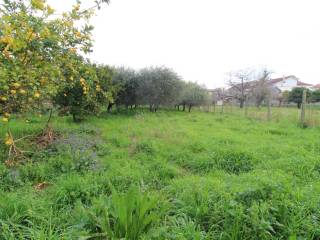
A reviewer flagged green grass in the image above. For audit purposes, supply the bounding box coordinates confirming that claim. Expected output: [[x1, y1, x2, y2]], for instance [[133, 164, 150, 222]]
[[1, 109, 320, 239]]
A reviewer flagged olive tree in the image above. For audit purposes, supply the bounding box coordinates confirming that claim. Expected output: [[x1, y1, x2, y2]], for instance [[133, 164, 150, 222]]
[[179, 82, 209, 112], [110, 67, 139, 111], [138, 66, 182, 112]]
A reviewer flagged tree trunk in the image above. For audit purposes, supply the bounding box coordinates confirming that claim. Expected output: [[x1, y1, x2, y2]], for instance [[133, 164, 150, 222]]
[[45, 108, 53, 129], [240, 99, 244, 108], [182, 104, 186, 111], [177, 105, 180, 111], [297, 102, 301, 109], [244, 96, 248, 117], [107, 103, 113, 113], [188, 105, 192, 112], [72, 113, 78, 122]]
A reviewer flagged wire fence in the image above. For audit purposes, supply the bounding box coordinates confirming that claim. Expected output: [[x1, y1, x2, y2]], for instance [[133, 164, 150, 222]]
[[199, 103, 320, 127]]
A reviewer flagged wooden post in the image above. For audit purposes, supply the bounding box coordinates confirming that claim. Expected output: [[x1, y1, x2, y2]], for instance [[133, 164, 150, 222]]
[[244, 95, 248, 117], [300, 89, 307, 126], [221, 101, 224, 114], [267, 94, 272, 121]]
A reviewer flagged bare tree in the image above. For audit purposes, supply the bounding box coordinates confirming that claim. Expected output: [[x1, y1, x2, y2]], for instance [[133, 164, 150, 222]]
[[227, 68, 254, 108], [251, 69, 272, 108]]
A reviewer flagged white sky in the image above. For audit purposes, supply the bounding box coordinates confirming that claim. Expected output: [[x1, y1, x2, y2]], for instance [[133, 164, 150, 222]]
[[50, 0, 320, 88]]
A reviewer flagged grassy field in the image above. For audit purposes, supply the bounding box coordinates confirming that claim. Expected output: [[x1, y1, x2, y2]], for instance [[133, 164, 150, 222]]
[[1, 109, 320, 239]]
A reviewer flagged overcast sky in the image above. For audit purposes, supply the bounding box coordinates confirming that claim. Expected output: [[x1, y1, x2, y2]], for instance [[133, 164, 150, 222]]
[[51, 0, 320, 88]]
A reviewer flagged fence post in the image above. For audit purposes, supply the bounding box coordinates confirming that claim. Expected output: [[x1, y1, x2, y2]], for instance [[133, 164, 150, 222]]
[[267, 94, 272, 121], [221, 100, 224, 114], [244, 95, 248, 117], [300, 89, 307, 126]]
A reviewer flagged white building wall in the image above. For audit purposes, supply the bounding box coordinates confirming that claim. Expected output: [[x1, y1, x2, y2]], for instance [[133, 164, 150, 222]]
[[274, 78, 298, 91]]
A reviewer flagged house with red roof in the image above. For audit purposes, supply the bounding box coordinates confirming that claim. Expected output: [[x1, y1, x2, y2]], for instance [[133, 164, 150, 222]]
[[208, 75, 316, 106], [269, 75, 313, 92], [312, 84, 320, 90]]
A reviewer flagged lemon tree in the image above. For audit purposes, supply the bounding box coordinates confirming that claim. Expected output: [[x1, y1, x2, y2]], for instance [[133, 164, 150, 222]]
[[54, 59, 114, 122], [0, 0, 109, 162], [0, 0, 101, 122]]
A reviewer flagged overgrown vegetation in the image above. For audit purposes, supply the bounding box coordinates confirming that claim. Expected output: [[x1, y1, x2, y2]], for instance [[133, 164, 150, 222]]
[[1, 1, 320, 239], [1, 110, 320, 239]]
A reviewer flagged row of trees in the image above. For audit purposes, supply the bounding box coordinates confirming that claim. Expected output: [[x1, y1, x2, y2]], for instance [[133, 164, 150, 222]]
[[287, 88, 320, 108], [0, 0, 210, 163], [108, 67, 209, 113], [0, 0, 210, 126]]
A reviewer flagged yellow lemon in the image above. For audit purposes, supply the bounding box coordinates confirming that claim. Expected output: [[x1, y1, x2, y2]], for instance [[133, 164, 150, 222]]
[[13, 83, 21, 88], [10, 89, 16, 95], [47, 6, 55, 15], [34, 92, 40, 98], [69, 48, 77, 53], [2, 117, 9, 122], [0, 96, 7, 101], [19, 89, 26, 94], [5, 137, 13, 146]]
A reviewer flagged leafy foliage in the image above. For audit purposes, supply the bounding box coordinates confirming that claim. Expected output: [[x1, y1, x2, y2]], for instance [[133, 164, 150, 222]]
[[288, 87, 311, 108], [311, 89, 320, 103], [1, 110, 320, 239], [0, 0, 97, 120], [138, 66, 183, 111], [54, 61, 114, 121], [80, 187, 162, 240], [179, 82, 209, 112]]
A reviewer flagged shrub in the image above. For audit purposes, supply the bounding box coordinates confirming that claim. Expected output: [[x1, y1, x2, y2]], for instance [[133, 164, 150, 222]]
[[134, 142, 155, 155], [49, 174, 111, 208], [149, 215, 206, 240], [212, 150, 254, 174], [76, 186, 164, 240]]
